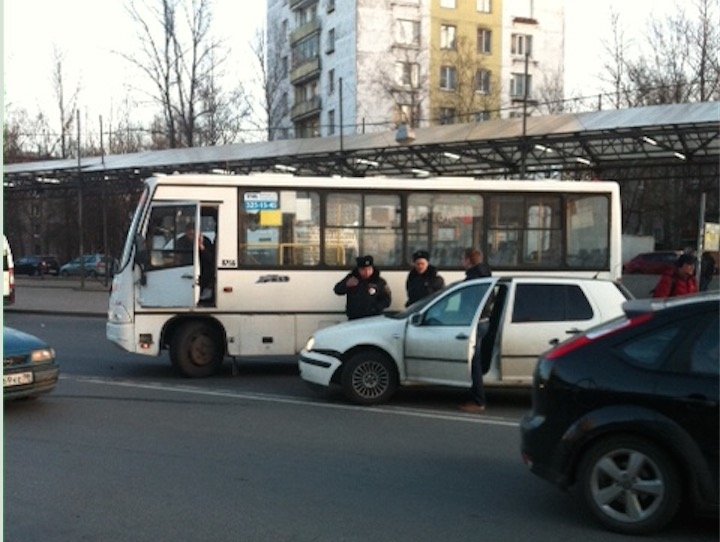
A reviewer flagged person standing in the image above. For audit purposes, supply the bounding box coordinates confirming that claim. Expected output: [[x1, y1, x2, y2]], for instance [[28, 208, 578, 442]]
[[405, 250, 445, 306], [652, 253, 698, 298], [334, 255, 392, 320], [462, 248, 492, 280], [460, 247, 492, 414], [700, 251, 716, 292]]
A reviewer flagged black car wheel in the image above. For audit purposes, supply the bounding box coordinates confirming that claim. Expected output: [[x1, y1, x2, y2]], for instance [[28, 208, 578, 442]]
[[341, 351, 398, 405], [577, 435, 681, 535], [169, 321, 224, 378]]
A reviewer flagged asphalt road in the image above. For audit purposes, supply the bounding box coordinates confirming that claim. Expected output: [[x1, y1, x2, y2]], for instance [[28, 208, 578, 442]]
[[3, 313, 718, 542]]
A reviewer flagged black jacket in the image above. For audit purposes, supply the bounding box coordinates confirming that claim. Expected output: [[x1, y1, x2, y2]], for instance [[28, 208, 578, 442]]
[[464, 263, 492, 280], [334, 268, 392, 319], [405, 265, 444, 306]]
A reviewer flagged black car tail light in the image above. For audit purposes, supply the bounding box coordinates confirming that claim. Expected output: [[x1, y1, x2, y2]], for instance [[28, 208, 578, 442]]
[[544, 313, 654, 360]]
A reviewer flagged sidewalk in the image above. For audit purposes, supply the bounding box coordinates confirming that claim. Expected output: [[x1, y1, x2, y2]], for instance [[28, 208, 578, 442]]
[[5, 277, 109, 317]]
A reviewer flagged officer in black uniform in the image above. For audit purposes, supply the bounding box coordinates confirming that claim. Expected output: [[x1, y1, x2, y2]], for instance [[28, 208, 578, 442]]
[[405, 249, 444, 306], [333, 255, 392, 320]]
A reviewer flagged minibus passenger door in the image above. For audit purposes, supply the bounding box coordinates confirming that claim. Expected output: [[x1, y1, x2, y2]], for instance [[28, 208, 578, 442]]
[[137, 202, 200, 308]]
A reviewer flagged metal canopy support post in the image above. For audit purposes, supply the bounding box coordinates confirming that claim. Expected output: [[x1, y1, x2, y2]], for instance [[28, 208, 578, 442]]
[[77, 109, 85, 290]]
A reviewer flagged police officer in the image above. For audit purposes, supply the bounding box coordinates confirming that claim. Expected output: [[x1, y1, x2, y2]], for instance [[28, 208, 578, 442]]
[[334, 255, 392, 320], [405, 249, 444, 306]]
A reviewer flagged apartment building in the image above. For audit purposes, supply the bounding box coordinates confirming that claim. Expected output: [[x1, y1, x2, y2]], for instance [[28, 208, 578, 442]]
[[266, 0, 564, 139]]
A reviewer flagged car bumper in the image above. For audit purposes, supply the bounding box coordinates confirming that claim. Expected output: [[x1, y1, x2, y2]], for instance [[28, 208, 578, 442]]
[[106, 322, 138, 353], [298, 350, 342, 387], [520, 412, 573, 489], [4, 363, 59, 400]]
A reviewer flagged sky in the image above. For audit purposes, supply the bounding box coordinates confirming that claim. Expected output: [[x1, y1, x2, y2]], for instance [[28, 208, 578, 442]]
[[3, 0, 680, 130]]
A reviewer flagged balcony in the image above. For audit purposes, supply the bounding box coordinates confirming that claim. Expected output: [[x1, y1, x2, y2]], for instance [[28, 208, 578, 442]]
[[291, 96, 322, 121], [290, 57, 321, 85], [290, 18, 320, 45], [289, 0, 316, 9]]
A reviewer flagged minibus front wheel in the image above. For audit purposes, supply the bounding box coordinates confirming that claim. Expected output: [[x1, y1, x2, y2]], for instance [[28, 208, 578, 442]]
[[170, 320, 224, 377]]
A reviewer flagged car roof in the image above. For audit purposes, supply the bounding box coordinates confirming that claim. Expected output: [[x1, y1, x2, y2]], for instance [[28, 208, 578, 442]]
[[623, 292, 719, 317]]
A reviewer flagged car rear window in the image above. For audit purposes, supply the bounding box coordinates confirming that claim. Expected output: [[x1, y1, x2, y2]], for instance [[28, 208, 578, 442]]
[[691, 313, 719, 375], [512, 283, 593, 322], [617, 323, 682, 368]]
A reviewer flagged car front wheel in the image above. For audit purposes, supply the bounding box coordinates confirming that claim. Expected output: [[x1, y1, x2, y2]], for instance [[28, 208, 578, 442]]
[[577, 435, 681, 535], [341, 351, 398, 405]]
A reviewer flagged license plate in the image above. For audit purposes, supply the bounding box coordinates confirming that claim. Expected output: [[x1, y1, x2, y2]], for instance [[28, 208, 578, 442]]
[[4, 372, 34, 387]]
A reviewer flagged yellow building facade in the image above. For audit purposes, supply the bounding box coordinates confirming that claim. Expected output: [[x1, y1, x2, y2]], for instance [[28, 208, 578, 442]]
[[429, 0, 503, 125]]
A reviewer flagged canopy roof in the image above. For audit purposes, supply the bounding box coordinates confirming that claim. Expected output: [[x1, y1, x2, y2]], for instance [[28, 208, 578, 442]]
[[4, 101, 719, 190]]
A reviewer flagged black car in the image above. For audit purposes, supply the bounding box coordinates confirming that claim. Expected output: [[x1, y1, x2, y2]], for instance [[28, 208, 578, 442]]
[[521, 293, 719, 535], [3, 326, 59, 400], [14, 255, 60, 276]]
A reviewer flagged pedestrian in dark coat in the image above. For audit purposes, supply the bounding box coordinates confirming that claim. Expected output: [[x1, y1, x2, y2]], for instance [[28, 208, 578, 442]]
[[462, 248, 492, 280], [405, 250, 445, 306], [460, 247, 492, 414], [334, 255, 392, 320]]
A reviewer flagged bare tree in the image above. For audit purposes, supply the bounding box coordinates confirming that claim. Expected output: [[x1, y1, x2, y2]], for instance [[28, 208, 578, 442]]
[[51, 46, 80, 158], [248, 24, 290, 141], [600, 0, 720, 107], [122, 0, 241, 148]]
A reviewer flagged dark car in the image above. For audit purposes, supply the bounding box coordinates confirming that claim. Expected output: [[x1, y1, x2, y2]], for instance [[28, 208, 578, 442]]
[[520, 293, 718, 535], [622, 250, 682, 274], [14, 255, 60, 276], [3, 326, 59, 400]]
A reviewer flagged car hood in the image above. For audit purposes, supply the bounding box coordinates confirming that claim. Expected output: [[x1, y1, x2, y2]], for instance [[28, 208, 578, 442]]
[[312, 314, 406, 351], [3, 326, 49, 357]]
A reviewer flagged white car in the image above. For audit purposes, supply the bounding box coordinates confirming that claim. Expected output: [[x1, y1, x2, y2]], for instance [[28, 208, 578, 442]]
[[299, 276, 632, 404]]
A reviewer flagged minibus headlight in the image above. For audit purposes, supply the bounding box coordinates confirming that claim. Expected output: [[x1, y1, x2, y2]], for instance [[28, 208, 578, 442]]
[[304, 337, 315, 352]]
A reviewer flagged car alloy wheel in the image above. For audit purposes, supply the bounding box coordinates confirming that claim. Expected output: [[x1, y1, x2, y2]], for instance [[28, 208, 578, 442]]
[[578, 436, 680, 535], [341, 351, 398, 405]]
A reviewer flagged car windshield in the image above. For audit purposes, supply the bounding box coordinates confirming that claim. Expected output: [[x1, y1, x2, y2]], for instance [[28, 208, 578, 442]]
[[386, 280, 468, 320]]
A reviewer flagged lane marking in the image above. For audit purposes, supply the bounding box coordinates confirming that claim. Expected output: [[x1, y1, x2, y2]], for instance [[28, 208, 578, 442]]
[[62, 375, 520, 427]]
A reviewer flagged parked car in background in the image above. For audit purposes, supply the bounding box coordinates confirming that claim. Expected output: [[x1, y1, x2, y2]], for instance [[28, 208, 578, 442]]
[[3, 326, 59, 400], [59, 254, 109, 277], [14, 255, 60, 276], [622, 250, 682, 274], [521, 293, 719, 535], [300, 276, 632, 404], [3, 236, 14, 305]]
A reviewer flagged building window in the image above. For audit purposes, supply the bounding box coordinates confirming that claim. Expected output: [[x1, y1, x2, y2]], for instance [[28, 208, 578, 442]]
[[295, 3, 317, 26], [440, 25, 457, 50], [475, 110, 491, 122], [292, 34, 319, 68], [396, 19, 421, 46], [326, 28, 335, 54], [282, 19, 289, 41], [477, 0, 491, 12], [440, 0, 456, 8], [477, 28, 492, 54], [439, 107, 456, 124], [328, 69, 335, 95], [511, 34, 533, 56], [440, 66, 457, 90], [281, 56, 288, 78], [327, 0, 335, 12], [475, 69, 491, 94], [398, 104, 419, 127], [281, 92, 289, 116], [396, 61, 419, 87], [328, 109, 335, 135], [510, 73, 532, 98]]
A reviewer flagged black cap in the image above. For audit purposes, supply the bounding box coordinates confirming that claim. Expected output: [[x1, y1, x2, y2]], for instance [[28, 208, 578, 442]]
[[412, 250, 430, 261], [356, 255, 374, 268]]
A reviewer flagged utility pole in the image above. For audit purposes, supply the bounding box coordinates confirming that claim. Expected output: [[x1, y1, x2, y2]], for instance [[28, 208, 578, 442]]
[[77, 109, 85, 289]]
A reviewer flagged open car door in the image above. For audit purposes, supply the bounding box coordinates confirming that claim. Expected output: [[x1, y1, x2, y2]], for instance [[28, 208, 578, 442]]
[[467, 282, 509, 384]]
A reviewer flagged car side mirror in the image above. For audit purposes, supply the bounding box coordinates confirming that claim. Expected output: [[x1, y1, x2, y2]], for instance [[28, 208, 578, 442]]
[[409, 313, 423, 326]]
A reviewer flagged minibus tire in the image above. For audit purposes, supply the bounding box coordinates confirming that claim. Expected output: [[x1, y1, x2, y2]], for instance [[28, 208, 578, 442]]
[[170, 321, 224, 378]]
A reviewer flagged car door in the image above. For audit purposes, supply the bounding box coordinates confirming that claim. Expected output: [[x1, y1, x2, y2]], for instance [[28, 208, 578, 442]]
[[499, 281, 603, 383], [404, 279, 495, 386], [137, 202, 200, 308]]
